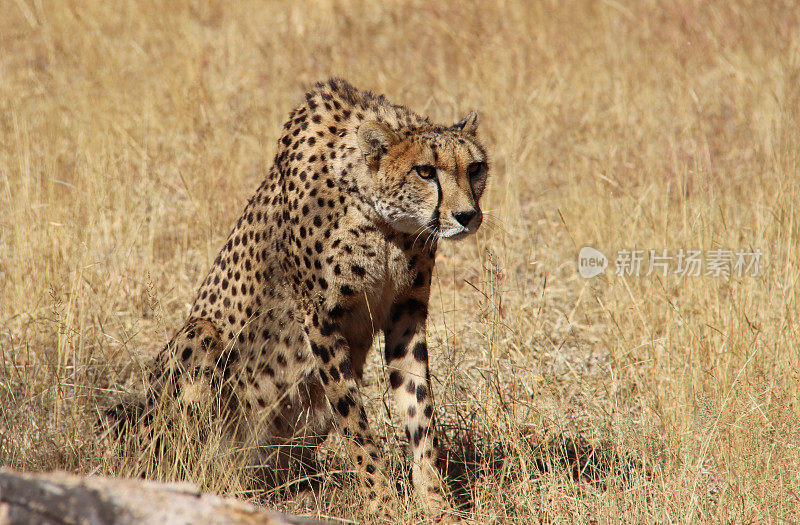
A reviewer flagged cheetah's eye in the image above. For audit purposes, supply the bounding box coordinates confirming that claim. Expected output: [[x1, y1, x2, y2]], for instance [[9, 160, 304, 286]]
[[467, 162, 485, 179], [414, 165, 437, 181]]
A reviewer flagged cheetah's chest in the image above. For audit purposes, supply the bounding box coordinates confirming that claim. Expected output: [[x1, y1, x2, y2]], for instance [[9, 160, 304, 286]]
[[336, 236, 415, 377]]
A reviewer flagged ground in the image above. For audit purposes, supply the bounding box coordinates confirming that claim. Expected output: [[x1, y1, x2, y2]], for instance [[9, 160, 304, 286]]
[[1, 1, 799, 523]]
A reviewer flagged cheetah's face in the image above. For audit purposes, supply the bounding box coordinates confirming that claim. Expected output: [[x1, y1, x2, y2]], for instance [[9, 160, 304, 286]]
[[357, 112, 489, 240]]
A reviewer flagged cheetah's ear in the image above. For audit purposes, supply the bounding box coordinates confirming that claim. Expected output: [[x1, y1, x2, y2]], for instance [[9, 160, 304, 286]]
[[450, 110, 479, 135], [357, 121, 399, 170]]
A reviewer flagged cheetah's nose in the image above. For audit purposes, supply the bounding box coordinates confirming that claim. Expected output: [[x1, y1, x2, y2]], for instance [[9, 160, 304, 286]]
[[453, 210, 477, 227]]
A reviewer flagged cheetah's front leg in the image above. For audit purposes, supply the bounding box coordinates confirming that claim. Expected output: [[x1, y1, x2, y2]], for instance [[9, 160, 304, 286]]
[[300, 303, 394, 514], [385, 298, 451, 516]]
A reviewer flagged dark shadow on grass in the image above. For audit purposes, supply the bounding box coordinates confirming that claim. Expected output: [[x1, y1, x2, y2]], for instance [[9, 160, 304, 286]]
[[439, 427, 650, 511], [138, 424, 651, 513]]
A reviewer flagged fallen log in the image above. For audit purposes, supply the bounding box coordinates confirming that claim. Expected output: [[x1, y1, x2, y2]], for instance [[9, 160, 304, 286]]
[[0, 469, 329, 525]]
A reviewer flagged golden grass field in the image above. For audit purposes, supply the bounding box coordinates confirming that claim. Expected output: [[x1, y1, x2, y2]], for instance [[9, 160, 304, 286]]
[[1, 0, 799, 522]]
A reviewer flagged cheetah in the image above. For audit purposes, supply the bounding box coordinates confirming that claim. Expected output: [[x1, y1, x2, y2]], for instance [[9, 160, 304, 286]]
[[106, 78, 489, 518]]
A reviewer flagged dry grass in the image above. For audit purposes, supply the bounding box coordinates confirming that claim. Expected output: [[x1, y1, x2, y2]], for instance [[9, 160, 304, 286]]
[[2, 0, 799, 522]]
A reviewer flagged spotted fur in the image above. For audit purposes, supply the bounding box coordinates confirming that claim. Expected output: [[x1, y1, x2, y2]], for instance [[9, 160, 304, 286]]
[[106, 78, 489, 517]]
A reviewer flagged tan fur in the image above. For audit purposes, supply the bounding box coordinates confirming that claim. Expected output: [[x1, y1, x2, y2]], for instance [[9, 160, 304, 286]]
[[106, 78, 490, 519]]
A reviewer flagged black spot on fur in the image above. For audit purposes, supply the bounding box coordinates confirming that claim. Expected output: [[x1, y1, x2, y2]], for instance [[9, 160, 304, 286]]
[[416, 384, 428, 402], [412, 342, 428, 361], [389, 371, 403, 389]]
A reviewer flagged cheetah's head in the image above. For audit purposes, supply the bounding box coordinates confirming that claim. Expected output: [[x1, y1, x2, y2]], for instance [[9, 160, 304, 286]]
[[356, 112, 489, 241]]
